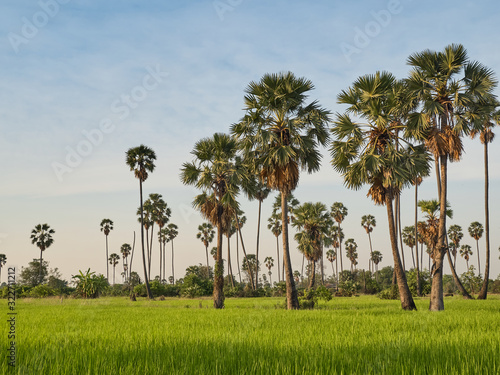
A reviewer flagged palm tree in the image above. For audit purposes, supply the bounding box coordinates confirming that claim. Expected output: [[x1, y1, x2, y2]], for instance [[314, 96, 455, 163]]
[[344, 238, 358, 272], [292, 202, 331, 289], [30, 224, 55, 285], [233, 214, 247, 284], [0, 254, 6, 282], [108, 253, 120, 285], [264, 256, 274, 285], [331, 71, 427, 310], [250, 182, 271, 289], [326, 249, 336, 276], [371, 251, 382, 282], [224, 219, 237, 287], [181, 133, 249, 309], [447, 225, 463, 267], [361, 215, 376, 272], [165, 223, 178, 282], [100, 219, 113, 282], [402, 226, 416, 268], [472, 105, 499, 299], [154, 200, 171, 282], [460, 245, 473, 269], [197, 223, 215, 278], [468, 221, 484, 273], [330, 202, 348, 276], [330, 224, 343, 289], [210, 246, 217, 260], [120, 243, 131, 282], [126, 144, 156, 299], [406, 44, 497, 311], [231, 72, 330, 309], [267, 213, 282, 283]]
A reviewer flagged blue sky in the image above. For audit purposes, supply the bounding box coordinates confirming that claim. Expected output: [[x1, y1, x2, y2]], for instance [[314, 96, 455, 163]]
[[1, 0, 500, 283]]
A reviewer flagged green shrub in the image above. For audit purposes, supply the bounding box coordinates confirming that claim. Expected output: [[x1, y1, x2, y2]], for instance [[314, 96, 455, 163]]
[[28, 284, 57, 298], [378, 285, 399, 300]]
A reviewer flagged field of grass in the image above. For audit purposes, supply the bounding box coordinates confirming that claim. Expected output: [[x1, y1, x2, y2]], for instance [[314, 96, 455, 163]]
[[2, 295, 499, 374]]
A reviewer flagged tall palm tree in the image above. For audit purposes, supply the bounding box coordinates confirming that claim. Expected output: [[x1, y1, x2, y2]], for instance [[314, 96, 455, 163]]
[[197, 222, 215, 278], [250, 182, 271, 289], [471, 104, 499, 299], [331, 71, 427, 310], [0, 254, 7, 283], [468, 221, 484, 273], [460, 245, 473, 269], [330, 202, 348, 275], [371, 250, 382, 282], [361, 215, 376, 272], [231, 72, 330, 309], [30, 224, 55, 285], [181, 133, 249, 309], [233, 214, 247, 285], [126, 144, 156, 299], [344, 238, 358, 272], [267, 213, 282, 283], [154, 201, 171, 282], [330, 224, 343, 289], [165, 223, 178, 282], [264, 256, 274, 285], [224, 219, 237, 286], [402, 225, 420, 295], [447, 224, 463, 267], [120, 243, 131, 282], [326, 249, 336, 276], [108, 253, 120, 285], [406, 44, 497, 311], [100, 219, 113, 282]]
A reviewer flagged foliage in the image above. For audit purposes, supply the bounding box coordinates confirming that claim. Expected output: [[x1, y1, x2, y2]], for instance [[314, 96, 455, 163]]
[[180, 273, 213, 298], [378, 285, 400, 300], [19, 259, 49, 287], [406, 268, 431, 296], [72, 269, 109, 299], [461, 266, 483, 295], [27, 284, 58, 298]]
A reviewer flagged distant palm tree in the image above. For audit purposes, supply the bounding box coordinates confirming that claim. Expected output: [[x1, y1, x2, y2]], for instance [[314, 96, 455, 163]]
[[468, 221, 484, 273], [264, 256, 274, 285], [120, 243, 131, 282], [330, 224, 343, 289], [371, 251, 382, 282], [447, 225, 463, 267], [197, 223, 215, 278], [344, 238, 358, 272], [250, 182, 271, 289], [165, 223, 178, 282], [267, 213, 282, 283], [232, 72, 330, 309], [361, 215, 376, 272], [402, 226, 416, 269], [30, 224, 55, 285], [326, 248, 336, 277], [100, 219, 113, 282], [126, 144, 156, 299], [460, 245, 473, 269], [233, 214, 247, 284], [0, 254, 6, 282], [108, 253, 120, 285], [330, 202, 348, 275]]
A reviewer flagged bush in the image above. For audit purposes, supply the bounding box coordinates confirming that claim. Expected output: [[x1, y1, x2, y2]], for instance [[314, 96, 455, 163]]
[[180, 274, 212, 297], [338, 279, 359, 297], [28, 284, 57, 298], [406, 268, 431, 296], [315, 285, 332, 301], [378, 285, 399, 300]]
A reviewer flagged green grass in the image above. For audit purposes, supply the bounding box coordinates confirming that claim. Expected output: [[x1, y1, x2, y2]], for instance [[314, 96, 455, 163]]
[[3, 295, 499, 374]]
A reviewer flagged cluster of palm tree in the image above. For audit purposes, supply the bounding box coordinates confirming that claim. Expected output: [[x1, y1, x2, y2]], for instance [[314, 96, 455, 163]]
[[30, 224, 55, 285]]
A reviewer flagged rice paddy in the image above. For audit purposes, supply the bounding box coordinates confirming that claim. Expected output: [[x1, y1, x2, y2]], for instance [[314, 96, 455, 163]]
[[3, 295, 499, 374]]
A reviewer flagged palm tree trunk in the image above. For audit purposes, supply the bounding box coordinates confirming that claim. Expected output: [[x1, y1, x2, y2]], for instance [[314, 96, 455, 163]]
[[385, 192, 416, 311], [281, 192, 299, 309], [159, 238, 162, 282], [129, 231, 135, 281], [236, 231, 241, 283], [367, 232, 374, 274], [275, 236, 280, 283], [429, 155, 448, 311], [139, 180, 153, 299], [255, 199, 262, 289], [227, 234, 235, 288], [105, 235, 109, 282], [301, 254, 305, 282], [213, 206, 225, 309], [148, 223, 155, 279], [478, 140, 490, 299], [113, 265, 116, 286], [335, 249, 339, 291], [39, 249, 44, 285], [320, 250, 324, 285], [170, 240, 175, 283], [475, 240, 481, 275], [445, 246, 472, 299], [205, 245, 210, 279], [395, 195, 405, 271], [338, 223, 343, 274], [308, 260, 316, 289], [235, 215, 255, 290]]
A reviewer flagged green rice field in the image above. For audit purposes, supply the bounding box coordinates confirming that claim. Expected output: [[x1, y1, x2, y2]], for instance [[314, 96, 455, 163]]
[[3, 295, 499, 374]]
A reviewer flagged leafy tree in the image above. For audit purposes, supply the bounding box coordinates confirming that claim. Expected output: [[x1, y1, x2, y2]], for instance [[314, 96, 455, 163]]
[[232, 72, 330, 309], [330, 202, 348, 275], [19, 259, 48, 287], [460, 245, 473, 269], [264, 256, 274, 285], [468, 221, 484, 273], [100, 219, 113, 282], [447, 225, 463, 267], [196, 222, 215, 278], [120, 243, 132, 282], [344, 238, 358, 272], [108, 253, 120, 285], [126, 144, 156, 299], [371, 251, 383, 282], [241, 254, 260, 286], [406, 44, 497, 310], [30, 223, 55, 285], [72, 269, 109, 299], [326, 249, 336, 276], [361, 215, 376, 272]]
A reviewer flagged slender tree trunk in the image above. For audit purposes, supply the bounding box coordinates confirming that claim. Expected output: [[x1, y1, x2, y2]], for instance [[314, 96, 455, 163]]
[[445, 246, 472, 299], [335, 248, 339, 291], [320, 250, 324, 285], [171, 240, 175, 283], [213, 207, 225, 309], [281, 192, 299, 309], [236, 231, 241, 283], [205, 245, 210, 279], [105, 235, 109, 282], [148, 223, 155, 279], [301, 254, 305, 282], [159, 238, 162, 282], [429, 155, 448, 311], [139, 180, 153, 299], [129, 231, 136, 281], [338, 223, 343, 274], [275, 236, 280, 283], [235, 215, 255, 290], [478, 141, 490, 299], [395, 195, 405, 271], [308, 260, 316, 289], [227, 234, 235, 287], [39, 249, 44, 285], [113, 265, 116, 286], [475, 240, 481, 276], [255, 199, 262, 289], [367, 232, 374, 274], [385, 193, 416, 311]]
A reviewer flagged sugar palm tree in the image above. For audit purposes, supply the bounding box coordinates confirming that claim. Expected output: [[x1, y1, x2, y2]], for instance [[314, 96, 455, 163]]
[[330, 202, 348, 276], [326, 249, 336, 276], [460, 245, 473, 269], [468, 221, 484, 273], [406, 44, 497, 311], [330, 224, 343, 289], [344, 238, 358, 272], [126, 144, 156, 299], [250, 182, 271, 289], [154, 201, 171, 282], [402, 225, 420, 295], [30, 223, 55, 285], [182, 133, 249, 308], [231, 72, 330, 309], [120, 243, 131, 282], [165, 223, 178, 282], [371, 250, 382, 282], [197, 222, 215, 278], [264, 256, 274, 285], [224, 219, 237, 287], [233, 214, 247, 285], [447, 224, 463, 267], [100, 219, 113, 282], [267, 213, 282, 283], [361, 214, 376, 272], [0, 254, 6, 283], [108, 253, 120, 285], [331, 71, 428, 310]]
